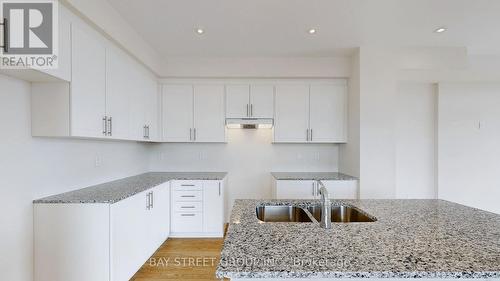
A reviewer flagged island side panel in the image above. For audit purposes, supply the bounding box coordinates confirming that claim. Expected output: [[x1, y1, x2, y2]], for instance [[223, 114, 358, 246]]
[[34, 203, 110, 281]]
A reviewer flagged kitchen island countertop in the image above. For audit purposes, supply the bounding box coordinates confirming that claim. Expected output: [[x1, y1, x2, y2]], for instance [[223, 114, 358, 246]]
[[216, 199, 500, 279]]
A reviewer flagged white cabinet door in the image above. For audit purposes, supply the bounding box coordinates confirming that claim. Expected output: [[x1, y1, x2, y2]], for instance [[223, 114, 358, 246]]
[[250, 85, 274, 118], [203, 181, 224, 235], [70, 24, 106, 138], [151, 183, 170, 248], [275, 180, 316, 199], [162, 85, 193, 142], [309, 84, 347, 143], [226, 85, 250, 118], [106, 46, 132, 140], [323, 180, 358, 199], [110, 190, 150, 281], [274, 84, 310, 142], [39, 6, 71, 81], [194, 85, 226, 142]]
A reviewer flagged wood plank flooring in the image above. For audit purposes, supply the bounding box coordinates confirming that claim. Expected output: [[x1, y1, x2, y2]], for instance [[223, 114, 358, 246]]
[[131, 238, 227, 281]]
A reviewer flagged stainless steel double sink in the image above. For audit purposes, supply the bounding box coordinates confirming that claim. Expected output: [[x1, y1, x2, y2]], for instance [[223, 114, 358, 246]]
[[256, 204, 376, 223]]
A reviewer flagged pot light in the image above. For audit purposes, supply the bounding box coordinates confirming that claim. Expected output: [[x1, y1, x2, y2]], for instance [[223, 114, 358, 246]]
[[196, 28, 204, 35], [434, 27, 447, 33], [308, 28, 317, 35]]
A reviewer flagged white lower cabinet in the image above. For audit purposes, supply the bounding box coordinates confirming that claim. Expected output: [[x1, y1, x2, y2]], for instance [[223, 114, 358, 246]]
[[34, 183, 170, 281], [170, 180, 225, 237], [273, 179, 358, 200]]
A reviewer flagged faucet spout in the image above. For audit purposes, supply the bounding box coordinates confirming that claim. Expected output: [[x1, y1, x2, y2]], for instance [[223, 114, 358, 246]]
[[317, 180, 331, 229]]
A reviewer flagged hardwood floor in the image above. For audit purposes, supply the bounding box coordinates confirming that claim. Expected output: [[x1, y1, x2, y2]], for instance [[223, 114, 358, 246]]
[[131, 238, 227, 281]]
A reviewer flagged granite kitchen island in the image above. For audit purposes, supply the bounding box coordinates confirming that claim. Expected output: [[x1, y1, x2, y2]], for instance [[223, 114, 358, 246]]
[[216, 199, 500, 280]]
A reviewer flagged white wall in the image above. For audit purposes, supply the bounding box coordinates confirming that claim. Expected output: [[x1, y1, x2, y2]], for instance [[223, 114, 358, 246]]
[[358, 48, 398, 199], [0, 74, 150, 281], [161, 57, 352, 78], [395, 82, 437, 199], [438, 83, 500, 214], [339, 51, 360, 178], [149, 129, 339, 218]]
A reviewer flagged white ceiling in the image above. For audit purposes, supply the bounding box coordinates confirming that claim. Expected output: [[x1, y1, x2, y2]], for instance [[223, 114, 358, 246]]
[[106, 0, 500, 58]]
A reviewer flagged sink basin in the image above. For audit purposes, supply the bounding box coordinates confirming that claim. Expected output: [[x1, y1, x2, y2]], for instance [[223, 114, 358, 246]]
[[306, 205, 376, 223], [256, 206, 312, 222]]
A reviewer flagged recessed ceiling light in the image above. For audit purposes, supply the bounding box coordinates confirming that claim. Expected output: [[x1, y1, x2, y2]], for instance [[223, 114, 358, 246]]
[[308, 28, 317, 35], [434, 27, 447, 33], [196, 28, 204, 35]]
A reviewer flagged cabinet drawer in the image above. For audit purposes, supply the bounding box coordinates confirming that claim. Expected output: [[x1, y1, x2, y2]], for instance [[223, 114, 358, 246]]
[[174, 201, 203, 212], [172, 181, 202, 191], [171, 212, 203, 233], [173, 190, 203, 201]]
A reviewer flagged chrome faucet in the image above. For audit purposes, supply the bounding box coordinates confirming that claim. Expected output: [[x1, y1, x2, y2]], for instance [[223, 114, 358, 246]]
[[317, 180, 331, 229]]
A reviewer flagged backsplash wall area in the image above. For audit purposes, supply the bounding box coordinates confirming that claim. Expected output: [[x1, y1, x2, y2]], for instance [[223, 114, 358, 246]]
[[149, 129, 339, 216]]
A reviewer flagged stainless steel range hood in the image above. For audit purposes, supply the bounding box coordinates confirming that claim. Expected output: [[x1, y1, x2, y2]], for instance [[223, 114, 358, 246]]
[[225, 118, 274, 129]]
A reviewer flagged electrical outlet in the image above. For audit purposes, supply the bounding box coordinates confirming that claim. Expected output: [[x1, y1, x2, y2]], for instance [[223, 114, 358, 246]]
[[94, 154, 102, 167]]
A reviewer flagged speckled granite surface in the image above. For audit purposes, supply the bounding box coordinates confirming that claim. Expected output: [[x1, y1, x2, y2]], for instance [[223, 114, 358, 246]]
[[216, 199, 500, 279], [33, 172, 227, 204], [272, 172, 358, 181]]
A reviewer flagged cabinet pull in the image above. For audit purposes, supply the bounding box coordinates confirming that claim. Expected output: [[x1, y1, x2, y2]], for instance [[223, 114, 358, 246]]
[[218, 182, 221, 196], [180, 206, 195, 209], [103, 116, 107, 135], [143, 125, 147, 138], [189, 128, 192, 141], [250, 104, 253, 117], [146, 193, 150, 210], [246, 104, 249, 117], [181, 184, 195, 187], [306, 129, 309, 141], [310, 129, 313, 141], [312, 182, 315, 196], [0, 18, 8, 53], [181, 214, 196, 217], [146, 125, 150, 139], [150, 191, 154, 209], [181, 195, 196, 198], [193, 128, 197, 141], [107, 117, 112, 136]]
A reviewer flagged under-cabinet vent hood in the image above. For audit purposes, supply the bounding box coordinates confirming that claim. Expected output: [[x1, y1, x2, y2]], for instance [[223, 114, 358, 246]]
[[225, 118, 274, 129]]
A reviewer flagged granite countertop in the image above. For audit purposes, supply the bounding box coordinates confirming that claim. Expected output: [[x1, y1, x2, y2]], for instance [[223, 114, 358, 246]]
[[216, 199, 500, 279], [33, 172, 227, 204], [272, 172, 358, 181]]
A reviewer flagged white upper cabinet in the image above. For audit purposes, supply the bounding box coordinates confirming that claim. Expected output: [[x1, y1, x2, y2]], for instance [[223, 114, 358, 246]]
[[309, 83, 347, 142], [225, 84, 274, 119], [70, 24, 106, 138], [274, 84, 310, 142], [226, 85, 250, 118], [162, 84, 225, 143], [194, 85, 226, 142], [250, 85, 274, 118], [162, 85, 194, 142], [105, 46, 132, 140], [274, 81, 347, 143]]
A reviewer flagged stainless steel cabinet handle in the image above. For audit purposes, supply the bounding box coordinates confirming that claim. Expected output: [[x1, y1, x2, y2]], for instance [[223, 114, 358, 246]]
[[181, 184, 195, 187], [310, 129, 313, 141], [103, 116, 107, 135], [150, 191, 154, 209], [107, 117, 112, 136], [181, 214, 195, 217], [218, 182, 221, 196], [143, 125, 147, 139], [146, 125, 150, 139], [194, 128, 196, 141], [312, 182, 315, 196], [246, 104, 249, 117], [180, 206, 195, 209], [250, 104, 253, 117], [189, 128, 192, 141], [146, 193, 150, 210], [181, 195, 196, 198], [1, 18, 8, 52]]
